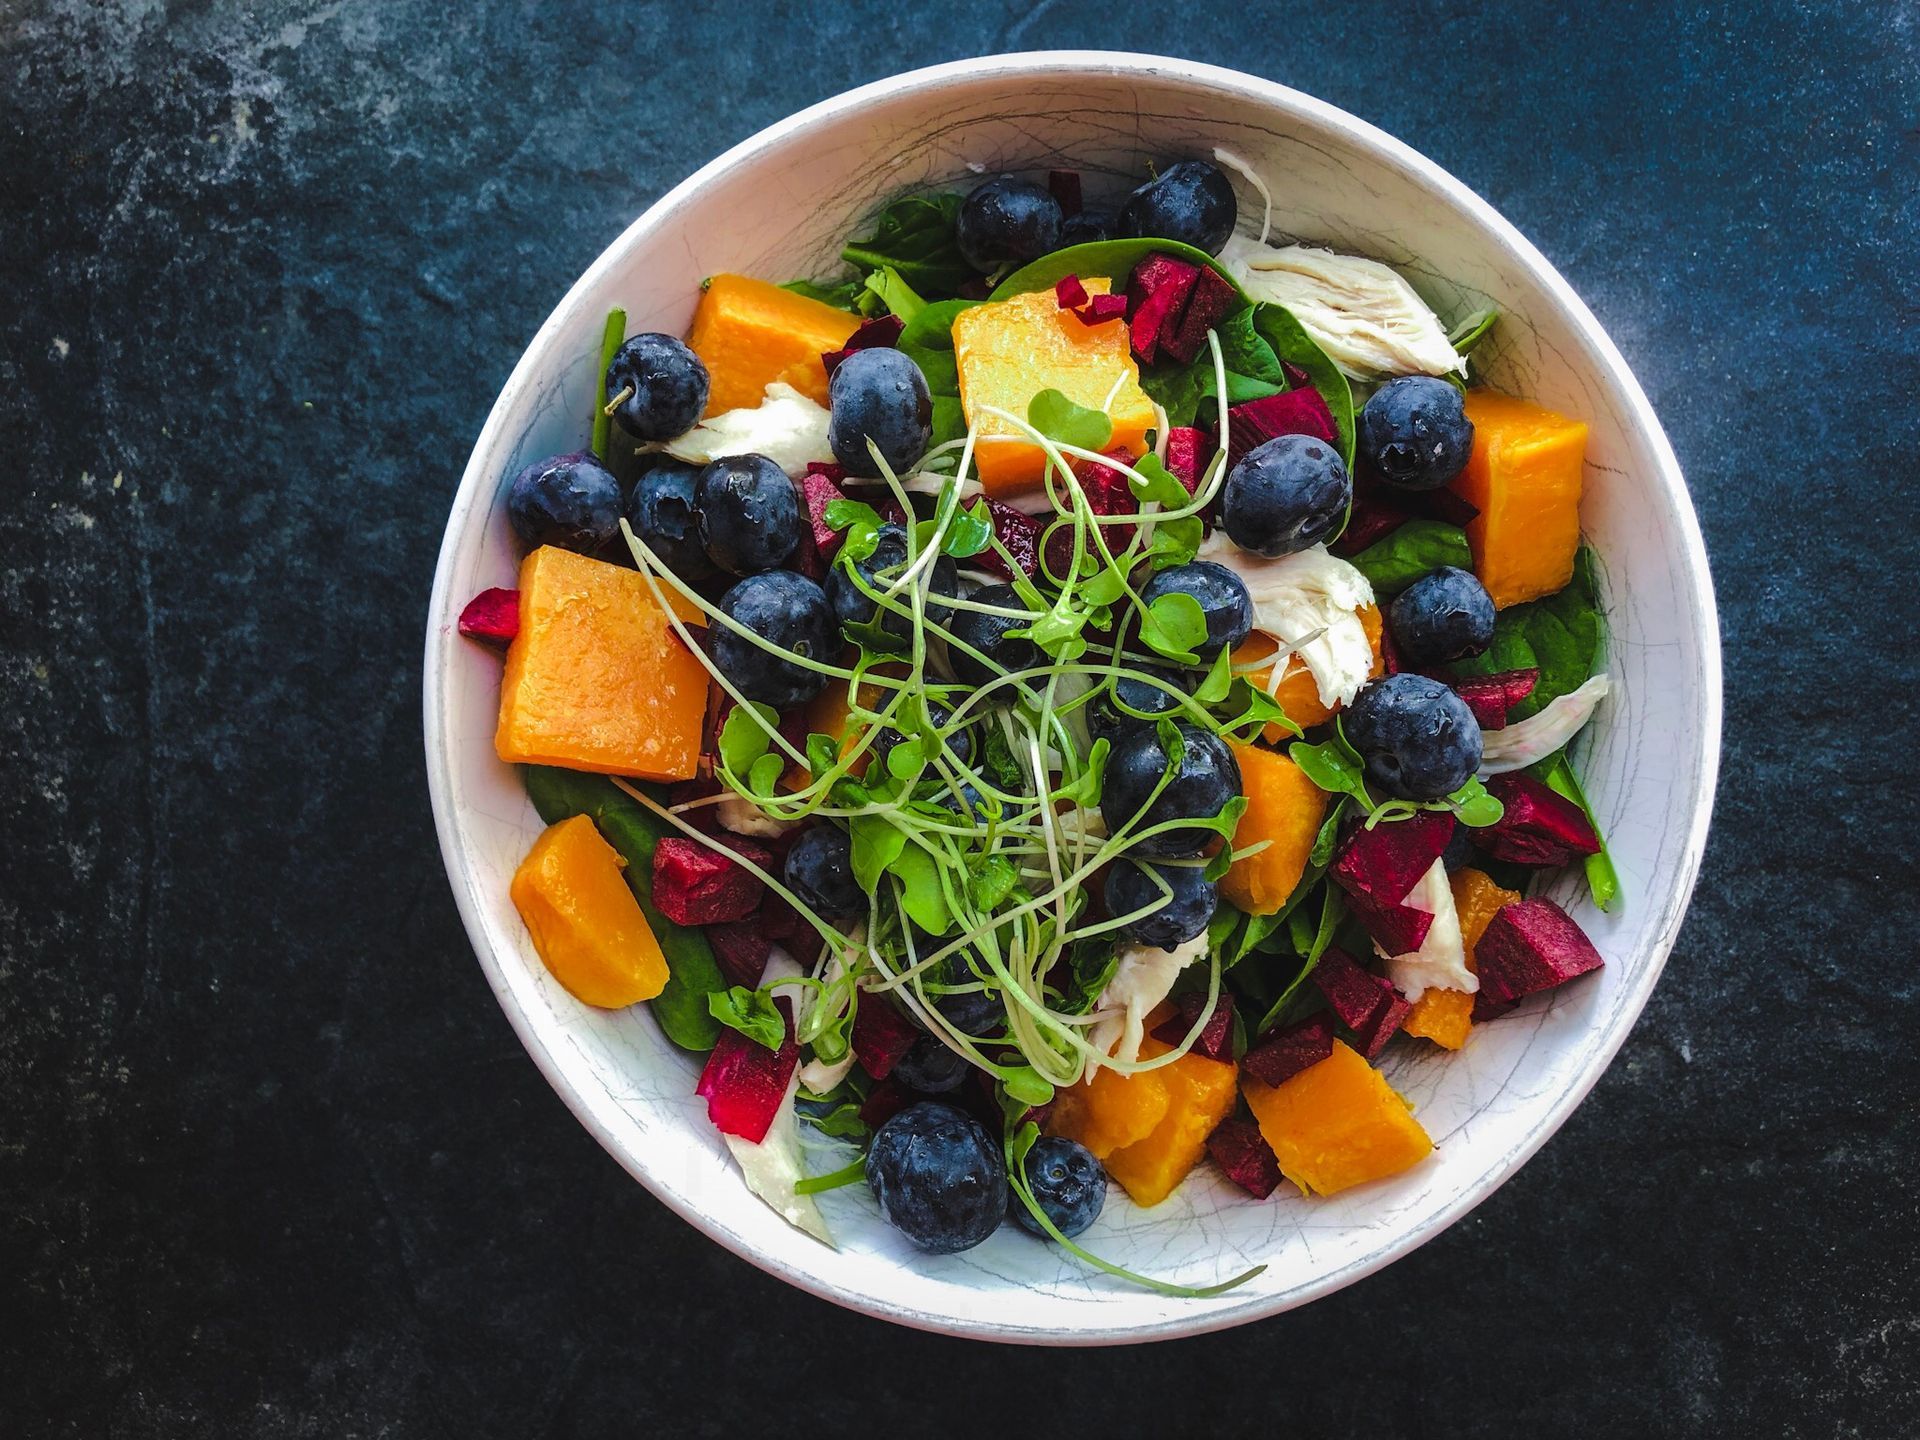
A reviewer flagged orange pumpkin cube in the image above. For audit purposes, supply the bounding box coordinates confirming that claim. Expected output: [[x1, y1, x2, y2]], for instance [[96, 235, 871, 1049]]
[[1100, 1041, 1240, 1207], [686, 273, 860, 416], [952, 281, 1156, 496], [1242, 1040, 1432, 1196], [1449, 390, 1589, 608], [510, 814, 669, 1007], [1233, 603, 1384, 739], [1047, 1061, 1174, 1161], [494, 545, 710, 780], [1219, 745, 1327, 915]]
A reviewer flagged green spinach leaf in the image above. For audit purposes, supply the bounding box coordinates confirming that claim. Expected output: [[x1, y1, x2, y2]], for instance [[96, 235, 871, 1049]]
[[707, 986, 788, 1051], [1347, 519, 1473, 594], [841, 193, 973, 299]]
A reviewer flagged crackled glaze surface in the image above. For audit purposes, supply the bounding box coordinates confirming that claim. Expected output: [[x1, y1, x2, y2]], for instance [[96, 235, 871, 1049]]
[[424, 55, 1718, 1342]]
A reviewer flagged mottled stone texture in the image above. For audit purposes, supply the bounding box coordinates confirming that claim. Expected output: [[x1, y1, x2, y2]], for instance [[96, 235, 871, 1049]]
[[1, 1, 1915, 1434]]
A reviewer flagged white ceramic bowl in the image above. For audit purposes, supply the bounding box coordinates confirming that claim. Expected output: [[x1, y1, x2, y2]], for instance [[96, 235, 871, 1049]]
[[424, 52, 1720, 1344]]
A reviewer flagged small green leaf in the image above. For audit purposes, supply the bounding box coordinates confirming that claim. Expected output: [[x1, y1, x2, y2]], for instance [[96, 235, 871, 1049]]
[[796, 1099, 868, 1140], [1126, 453, 1192, 508], [1059, 937, 1117, 1015], [794, 1156, 870, 1194], [1195, 646, 1235, 704], [1347, 519, 1473, 594], [1539, 751, 1621, 910], [823, 498, 883, 534], [806, 732, 841, 780], [1054, 737, 1110, 808], [1001, 1066, 1054, 1108], [1447, 776, 1505, 828], [849, 814, 907, 891], [1144, 512, 1204, 570], [1140, 591, 1207, 662], [1290, 737, 1370, 803], [1448, 307, 1499, 354], [746, 752, 786, 797], [707, 986, 787, 1051], [1308, 800, 1346, 868], [780, 277, 865, 312], [718, 702, 778, 775], [841, 193, 973, 299], [1028, 388, 1114, 452], [889, 841, 953, 934], [862, 266, 927, 323], [885, 733, 929, 781], [944, 500, 994, 558], [1202, 847, 1234, 882], [967, 853, 1020, 910]]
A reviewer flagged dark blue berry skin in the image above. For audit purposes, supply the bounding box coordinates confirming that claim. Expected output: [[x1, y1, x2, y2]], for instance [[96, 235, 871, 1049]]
[[783, 826, 860, 914], [829, 348, 934, 478], [1100, 723, 1242, 858], [1057, 208, 1114, 247], [1441, 823, 1478, 873], [869, 699, 974, 773], [893, 1036, 969, 1094], [605, 333, 709, 441], [1014, 1136, 1107, 1239], [945, 582, 1041, 688], [1104, 858, 1219, 948], [695, 454, 801, 575], [1088, 666, 1188, 744], [506, 451, 623, 554], [1390, 565, 1496, 665], [1357, 376, 1475, 492], [1343, 673, 1483, 801], [710, 570, 836, 709], [866, 1102, 1008, 1254], [936, 783, 998, 825], [625, 459, 717, 583], [932, 970, 1002, 1038], [826, 524, 958, 637], [1142, 560, 1254, 659], [1117, 159, 1237, 255], [1222, 434, 1352, 557], [955, 176, 1064, 273]]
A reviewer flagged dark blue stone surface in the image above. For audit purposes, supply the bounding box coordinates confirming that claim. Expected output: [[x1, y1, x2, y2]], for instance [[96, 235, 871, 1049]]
[[3, 2, 1916, 1433]]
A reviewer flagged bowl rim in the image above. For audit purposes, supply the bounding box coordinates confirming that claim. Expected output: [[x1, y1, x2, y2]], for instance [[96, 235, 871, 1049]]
[[423, 49, 1722, 1345]]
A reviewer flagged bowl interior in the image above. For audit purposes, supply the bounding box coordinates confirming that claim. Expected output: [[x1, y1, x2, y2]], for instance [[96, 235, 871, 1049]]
[[424, 54, 1717, 1343]]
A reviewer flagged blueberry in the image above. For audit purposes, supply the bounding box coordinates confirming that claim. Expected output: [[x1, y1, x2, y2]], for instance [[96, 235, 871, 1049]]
[[936, 783, 999, 825], [894, 1035, 969, 1094], [869, 698, 974, 774], [711, 570, 836, 709], [1343, 673, 1483, 801], [866, 1101, 1008, 1254], [604, 332, 709, 442], [1117, 159, 1237, 255], [695, 454, 801, 575], [1141, 560, 1254, 659], [1390, 565, 1496, 665], [1103, 857, 1218, 947], [829, 347, 934, 478], [1057, 208, 1114, 247], [506, 451, 622, 554], [625, 458, 717, 583], [826, 524, 958, 637], [955, 176, 1064, 273], [1441, 823, 1478, 873], [784, 825, 860, 914], [1357, 376, 1474, 492], [1088, 666, 1188, 743], [1100, 723, 1242, 858], [945, 582, 1041, 688], [1014, 1136, 1106, 1239], [1221, 434, 1351, 557], [930, 967, 1003, 1039]]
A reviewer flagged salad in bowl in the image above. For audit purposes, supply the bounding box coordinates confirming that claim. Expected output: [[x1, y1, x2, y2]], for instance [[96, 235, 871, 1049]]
[[457, 150, 1623, 1297]]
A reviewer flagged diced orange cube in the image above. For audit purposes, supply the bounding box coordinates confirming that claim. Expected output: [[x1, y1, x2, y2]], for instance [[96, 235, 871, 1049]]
[[1220, 745, 1327, 916], [1047, 1060, 1174, 1161], [686, 273, 860, 416], [494, 545, 710, 780], [510, 814, 669, 1007], [1100, 1041, 1240, 1207], [1449, 390, 1589, 608], [1232, 603, 1384, 739], [1242, 1040, 1433, 1196], [1401, 867, 1523, 1050], [952, 281, 1156, 496]]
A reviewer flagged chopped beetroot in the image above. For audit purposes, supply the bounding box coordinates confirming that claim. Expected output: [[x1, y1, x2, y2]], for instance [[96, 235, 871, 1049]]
[[756, 890, 821, 958], [1069, 293, 1128, 326], [1241, 1012, 1337, 1087], [1125, 252, 1202, 364], [857, 1078, 913, 1130], [1047, 169, 1083, 216], [1281, 360, 1313, 389], [1151, 990, 1235, 1061], [1044, 451, 1138, 578], [799, 468, 850, 563], [1311, 948, 1411, 1058], [706, 917, 771, 988], [1331, 810, 1456, 955], [1449, 668, 1540, 730], [1163, 427, 1215, 496], [1207, 1116, 1285, 1199], [1420, 485, 1480, 528], [1472, 899, 1605, 1007], [804, 461, 846, 485], [457, 587, 519, 645], [1333, 474, 1416, 556], [1472, 993, 1519, 1022], [821, 314, 904, 375], [851, 993, 921, 1080], [1161, 265, 1239, 365], [665, 776, 725, 836], [971, 498, 1042, 581], [694, 996, 799, 1143], [1471, 774, 1602, 866], [1221, 389, 1339, 474], [651, 835, 770, 926], [1055, 273, 1090, 310]]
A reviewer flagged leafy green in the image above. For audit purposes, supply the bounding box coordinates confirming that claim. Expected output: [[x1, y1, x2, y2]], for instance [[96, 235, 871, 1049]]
[[889, 841, 953, 934], [707, 985, 787, 1051], [1347, 519, 1473, 594], [862, 266, 927, 324], [896, 297, 981, 449], [1059, 937, 1118, 1015], [590, 307, 626, 461], [1290, 731, 1373, 806], [780, 277, 868, 312], [794, 1157, 869, 1195], [1255, 882, 1346, 1035], [1028, 388, 1114, 452], [1537, 750, 1621, 910], [1138, 305, 1289, 427], [1248, 303, 1356, 470], [848, 813, 907, 891], [718, 701, 779, 775], [1448, 307, 1499, 355], [1140, 591, 1207, 663], [841, 193, 974, 299], [944, 500, 993, 558], [991, 237, 1239, 302], [1452, 547, 1605, 717]]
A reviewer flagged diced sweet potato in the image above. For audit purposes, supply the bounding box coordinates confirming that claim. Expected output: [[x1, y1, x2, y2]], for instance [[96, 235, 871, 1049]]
[[953, 281, 1157, 496], [1400, 867, 1521, 1050], [1100, 1038, 1239, 1207], [686, 273, 860, 415], [1220, 746, 1327, 915], [1449, 390, 1588, 608], [494, 546, 710, 780], [1232, 604, 1384, 738], [510, 815, 669, 1007], [1241, 1040, 1433, 1197], [1046, 1062, 1174, 1161], [1473, 898, 1605, 1006]]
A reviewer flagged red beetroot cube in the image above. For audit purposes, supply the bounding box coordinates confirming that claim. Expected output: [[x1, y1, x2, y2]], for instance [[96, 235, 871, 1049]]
[[1472, 774, 1602, 866], [1472, 899, 1605, 1006], [1221, 389, 1339, 474], [821, 314, 904, 375], [1450, 669, 1540, 730], [1310, 948, 1410, 1057], [1207, 1116, 1285, 1199], [1163, 427, 1215, 496], [1045, 451, 1139, 577], [857, 1078, 913, 1130], [973, 499, 1042, 581], [1241, 1012, 1338, 1087], [800, 468, 851, 564], [1161, 265, 1239, 365], [1333, 473, 1417, 556], [694, 996, 799, 1143], [706, 917, 771, 988], [651, 836, 770, 926], [1331, 812, 1456, 954], [1069, 293, 1128, 327], [458, 587, 519, 644], [1055, 273, 1091, 310], [1125, 253, 1202, 365], [851, 993, 921, 1080], [1150, 990, 1235, 1061]]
